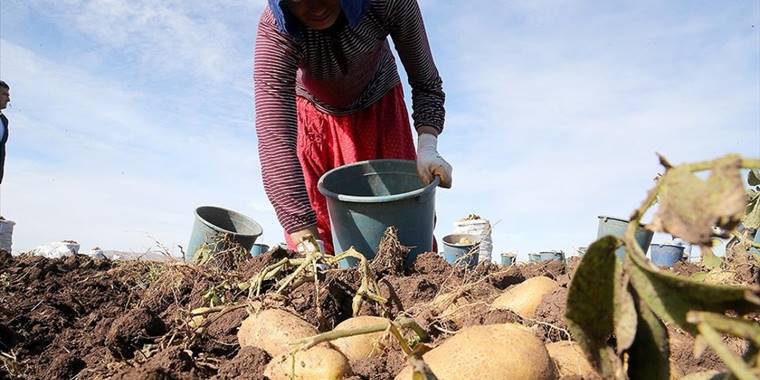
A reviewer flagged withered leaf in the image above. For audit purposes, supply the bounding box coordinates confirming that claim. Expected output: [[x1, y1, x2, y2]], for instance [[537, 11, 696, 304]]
[[649, 155, 746, 245], [743, 190, 760, 229]]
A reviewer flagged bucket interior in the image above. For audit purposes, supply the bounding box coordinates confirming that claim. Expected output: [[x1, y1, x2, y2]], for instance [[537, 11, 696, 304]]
[[320, 160, 426, 199], [443, 233, 481, 247], [196, 206, 262, 236]]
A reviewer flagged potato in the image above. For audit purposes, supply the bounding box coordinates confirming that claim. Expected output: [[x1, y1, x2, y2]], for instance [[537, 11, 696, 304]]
[[237, 308, 319, 357], [491, 276, 559, 318], [546, 341, 683, 380], [264, 345, 352, 380], [545, 341, 598, 379], [395, 323, 556, 380], [331, 316, 389, 364], [458, 236, 474, 245]]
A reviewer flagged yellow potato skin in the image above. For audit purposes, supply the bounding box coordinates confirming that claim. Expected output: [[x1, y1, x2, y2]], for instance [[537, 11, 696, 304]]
[[331, 316, 389, 364], [546, 341, 598, 379], [264, 345, 353, 380], [395, 324, 557, 380], [491, 276, 559, 318], [237, 308, 319, 357]]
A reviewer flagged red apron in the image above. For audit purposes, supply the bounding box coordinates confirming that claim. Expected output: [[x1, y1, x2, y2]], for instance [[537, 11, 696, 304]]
[[285, 84, 417, 253]]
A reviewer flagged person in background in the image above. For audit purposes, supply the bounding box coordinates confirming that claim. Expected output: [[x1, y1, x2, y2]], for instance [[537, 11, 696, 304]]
[[0, 81, 10, 217], [254, 0, 452, 253]]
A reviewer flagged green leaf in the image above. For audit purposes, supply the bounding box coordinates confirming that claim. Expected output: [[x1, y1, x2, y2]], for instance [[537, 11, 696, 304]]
[[565, 236, 626, 379], [626, 246, 760, 334], [748, 169, 760, 186], [614, 268, 638, 353], [701, 245, 723, 270], [627, 300, 670, 380], [743, 190, 760, 229], [649, 155, 746, 245]]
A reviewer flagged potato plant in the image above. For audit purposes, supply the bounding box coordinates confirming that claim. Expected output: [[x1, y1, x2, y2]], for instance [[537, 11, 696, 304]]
[[566, 154, 760, 380]]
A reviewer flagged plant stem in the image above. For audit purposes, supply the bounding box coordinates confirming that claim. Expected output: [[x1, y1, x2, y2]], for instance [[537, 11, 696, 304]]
[[276, 251, 317, 294], [741, 158, 760, 170], [696, 322, 757, 380], [687, 311, 760, 347], [290, 317, 425, 352], [731, 232, 760, 250]]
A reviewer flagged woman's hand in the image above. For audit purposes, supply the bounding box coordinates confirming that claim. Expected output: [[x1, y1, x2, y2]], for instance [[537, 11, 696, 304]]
[[289, 226, 325, 254], [416, 132, 452, 188]]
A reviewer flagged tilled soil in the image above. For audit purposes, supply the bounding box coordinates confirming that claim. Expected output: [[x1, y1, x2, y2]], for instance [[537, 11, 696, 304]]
[[0, 248, 755, 379]]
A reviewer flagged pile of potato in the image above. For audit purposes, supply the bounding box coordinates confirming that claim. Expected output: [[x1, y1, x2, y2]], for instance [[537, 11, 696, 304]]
[[237, 276, 596, 379]]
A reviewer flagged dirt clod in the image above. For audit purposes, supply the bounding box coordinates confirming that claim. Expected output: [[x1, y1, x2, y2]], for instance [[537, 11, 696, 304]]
[[46, 353, 86, 379], [106, 307, 166, 359], [214, 346, 271, 380]]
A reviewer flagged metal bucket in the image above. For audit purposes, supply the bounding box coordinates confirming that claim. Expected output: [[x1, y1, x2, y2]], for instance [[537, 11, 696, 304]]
[[185, 206, 263, 262], [318, 159, 438, 268], [442, 234, 480, 268], [596, 216, 654, 261]]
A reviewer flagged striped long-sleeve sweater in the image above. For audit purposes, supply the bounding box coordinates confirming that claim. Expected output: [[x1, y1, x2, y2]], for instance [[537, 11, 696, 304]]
[[255, 0, 445, 233]]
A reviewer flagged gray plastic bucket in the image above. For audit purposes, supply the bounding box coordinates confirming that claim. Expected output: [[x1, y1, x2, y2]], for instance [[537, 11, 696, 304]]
[[539, 250, 565, 262], [185, 206, 263, 262], [752, 230, 760, 256], [649, 244, 685, 268], [442, 234, 480, 268], [500, 253, 516, 266], [528, 253, 541, 263], [596, 216, 654, 261], [318, 159, 438, 268], [250, 243, 270, 257]]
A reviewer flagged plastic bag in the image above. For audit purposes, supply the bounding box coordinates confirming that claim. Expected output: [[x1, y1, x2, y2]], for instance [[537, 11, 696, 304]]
[[452, 215, 493, 263], [30, 241, 80, 258], [0, 219, 14, 253]]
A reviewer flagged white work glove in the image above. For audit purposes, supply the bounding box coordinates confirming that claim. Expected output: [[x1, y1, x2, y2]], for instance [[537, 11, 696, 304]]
[[416, 133, 452, 188], [296, 238, 325, 255]]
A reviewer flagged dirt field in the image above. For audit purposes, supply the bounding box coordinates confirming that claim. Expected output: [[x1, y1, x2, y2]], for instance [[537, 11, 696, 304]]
[[0, 244, 756, 379]]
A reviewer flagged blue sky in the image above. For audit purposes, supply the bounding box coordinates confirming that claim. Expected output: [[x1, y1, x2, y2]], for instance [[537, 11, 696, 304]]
[[0, 0, 758, 260]]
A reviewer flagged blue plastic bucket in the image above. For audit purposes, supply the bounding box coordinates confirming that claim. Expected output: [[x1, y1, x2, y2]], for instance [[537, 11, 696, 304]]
[[500, 253, 516, 266], [442, 234, 480, 268], [649, 244, 685, 268], [250, 243, 270, 257], [752, 230, 760, 256], [318, 159, 438, 268], [596, 216, 654, 261], [185, 206, 263, 262]]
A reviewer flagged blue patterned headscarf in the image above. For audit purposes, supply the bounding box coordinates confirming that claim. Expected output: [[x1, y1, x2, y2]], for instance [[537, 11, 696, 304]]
[[267, 0, 371, 38]]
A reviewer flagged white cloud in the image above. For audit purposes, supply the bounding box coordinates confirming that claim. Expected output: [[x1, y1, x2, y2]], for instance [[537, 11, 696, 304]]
[[21, 0, 264, 83], [424, 0, 759, 260], [1, 39, 278, 254], [0, 0, 757, 264]]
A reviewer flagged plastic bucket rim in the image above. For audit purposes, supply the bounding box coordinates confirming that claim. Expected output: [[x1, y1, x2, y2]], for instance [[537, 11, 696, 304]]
[[317, 159, 440, 204], [597, 215, 647, 229], [650, 243, 685, 249], [194, 206, 263, 237], [442, 233, 482, 247]]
